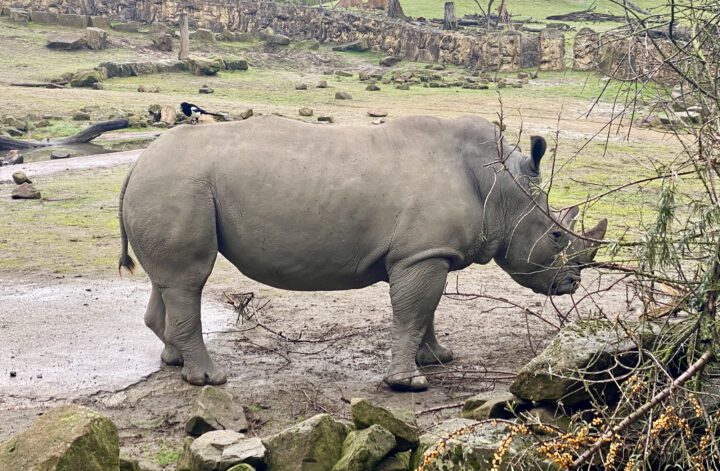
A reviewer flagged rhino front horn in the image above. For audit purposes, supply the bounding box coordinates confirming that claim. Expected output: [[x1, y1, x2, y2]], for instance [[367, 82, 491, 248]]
[[584, 218, 607, 241], [576, 218, 608, 265]]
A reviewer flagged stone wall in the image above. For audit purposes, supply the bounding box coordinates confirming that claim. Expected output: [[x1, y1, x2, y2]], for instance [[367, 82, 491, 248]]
[[0, 0, 566, 71]]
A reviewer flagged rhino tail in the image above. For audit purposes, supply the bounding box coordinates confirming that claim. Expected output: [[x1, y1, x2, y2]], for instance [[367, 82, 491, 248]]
[[118, 162, 137, 275]]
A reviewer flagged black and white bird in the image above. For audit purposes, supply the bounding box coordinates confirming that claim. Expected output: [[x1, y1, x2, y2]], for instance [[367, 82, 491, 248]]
[[180, 102, 224, 124]]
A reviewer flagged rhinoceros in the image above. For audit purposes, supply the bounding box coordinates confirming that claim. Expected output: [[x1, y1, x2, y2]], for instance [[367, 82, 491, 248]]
[[118, 115, 607, 391]]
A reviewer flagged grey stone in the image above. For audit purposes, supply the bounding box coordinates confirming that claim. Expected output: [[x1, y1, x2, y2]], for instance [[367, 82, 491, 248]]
[[221, 437, 266, 468], [395, 83, 410, 90], [177, 430, 263, 471], [4, 117, 28, 132], [332, 424, 395, 471], [380, 56, 402, 67], [4, 127, 23, 137], [50, 151, 70, 160], [332, 38, 370, 52], [58, 13, 88, 28], [30, 10, 58, 24], [460, 391, 531, 420], [239, 109, 254, 120], [192, 28, 216, 42], [224, 57, 249, 71], [266, 34, 290, 46], [263, 414, 350, 471], [199, 86, 214, 94], [299, 107, 314, 117], [186, 385, 248, 437], [367, 109, 387, 117], [376, 451, 411, 471], [0, 405, 118, 468], [335, 70, 353, 77], [12, 171, 31, 184], [9, 8, 29, 23], [111, 21, 140, 33], [316, 80, 328, 88], [366, 84, 381, 91], [85, 27, 107, 50], [350, 398, 418, 451], [70, 69, 105, 88], [295, 83, 308, 90], [47, 32, 86, 50], [335, 91, 353, 100], [186, 57, 224, 76], [73, 111, 92, 121], [317, 115, 334, 123], [151, 33, 173, 52], [90, 16, 112, 29]]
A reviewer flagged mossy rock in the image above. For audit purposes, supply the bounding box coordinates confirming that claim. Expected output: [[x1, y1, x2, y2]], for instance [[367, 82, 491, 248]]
[[0, 404, 119, 471], [70, 68, 105, 88], [350, 398, 418, 451], [263, 414, 351, 471], [332, 424, 396, 471]]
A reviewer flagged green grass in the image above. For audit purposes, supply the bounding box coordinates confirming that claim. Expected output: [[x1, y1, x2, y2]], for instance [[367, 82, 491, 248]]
[[155, 446, 181, 467]]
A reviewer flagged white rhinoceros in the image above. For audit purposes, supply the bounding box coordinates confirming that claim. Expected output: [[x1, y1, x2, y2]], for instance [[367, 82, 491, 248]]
[[119, 115, 606, 391]]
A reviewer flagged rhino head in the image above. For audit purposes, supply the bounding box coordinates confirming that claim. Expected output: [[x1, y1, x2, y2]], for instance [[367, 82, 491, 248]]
[[493, 136, 607, 296]]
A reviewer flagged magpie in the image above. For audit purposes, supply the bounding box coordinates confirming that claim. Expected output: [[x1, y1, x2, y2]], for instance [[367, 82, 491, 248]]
[[180, 102, 224, 124]]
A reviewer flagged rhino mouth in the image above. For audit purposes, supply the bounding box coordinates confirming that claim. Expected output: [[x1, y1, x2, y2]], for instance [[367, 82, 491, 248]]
[[550, 272, 581, 295]]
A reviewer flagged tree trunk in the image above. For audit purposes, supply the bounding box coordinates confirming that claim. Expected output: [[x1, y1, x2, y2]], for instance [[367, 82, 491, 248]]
[[443, 2, 457, 30], [387, 0, 405, 19], [0, 119, 129, 151], [178, 12, 190, 60]]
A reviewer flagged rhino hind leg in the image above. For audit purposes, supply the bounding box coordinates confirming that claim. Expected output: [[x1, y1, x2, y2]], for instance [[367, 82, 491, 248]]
[[415, 319, 454, 366], [144, 283, 183, 366], [384, 258, 449, 391]]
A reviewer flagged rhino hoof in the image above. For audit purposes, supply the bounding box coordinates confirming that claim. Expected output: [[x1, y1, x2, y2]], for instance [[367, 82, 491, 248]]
[[161, 345, 184, 366], [384, 372, 429, 392], [181, 363, 228, 386], [416, 344, 454, 366]]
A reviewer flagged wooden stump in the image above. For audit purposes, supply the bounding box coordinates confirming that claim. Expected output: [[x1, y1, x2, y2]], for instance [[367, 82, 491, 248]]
[[443, 2, 457, 30], [387, 0, 405, 19], [178, 12, 190, 60]]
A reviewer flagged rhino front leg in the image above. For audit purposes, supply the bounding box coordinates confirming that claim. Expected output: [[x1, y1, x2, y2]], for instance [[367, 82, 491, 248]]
[[144, 283, 184, 366], [162, 287, 227, 385], [416, 316, 454, 366], [385, 258, 449, 391]]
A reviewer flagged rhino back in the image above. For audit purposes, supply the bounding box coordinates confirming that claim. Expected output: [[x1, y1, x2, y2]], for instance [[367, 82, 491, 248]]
[[128, 116, 493, 290]]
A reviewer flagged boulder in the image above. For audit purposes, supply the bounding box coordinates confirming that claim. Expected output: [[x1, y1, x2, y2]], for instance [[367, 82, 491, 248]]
[[160, 106, 177, 126], [510, 319, 661, 406], [412, 419, 558, 471], [186, 386, 248, 437], [111, 21, 140, 33], [199, 85, 214, 94], [70, 69, 105, 88], [151, 33, 173, 52], [193, 28, 216, 42], [299, 107, 314, 117], [316, 80, 328, 88], [9, 8, 30, 23], [380, 56, 402, 67], [263, 414, 350, 471], [573, 28, 600, 71], [366, 84, 381, 91], [238, 109, 254, 120], [85, 27, 107, 50], [332, 425, 395, 471], [376, 451, 411, 471], [0, 404, 118, 469], [317, 115, 334, 123], [335, 91, 353, 100], [3, 127, 24, 137], [72, 111, 92, 121], [395, 83, 410, 90], [177, 430, 265, 471], [4, 117, 28, 132], [90, 16, 112, 29], [295, 83, 308, 90], [30, 10, 58, 24], [47, 32, 86, 50], [332, 38, 370, 52], [186, 57, 224, 76], [350, 398, 418, 451], [224, 57, 249, 71], [266, 34, 290, 46], [460, 391, 532, 420], [539, 29, 565, 71], [12, 171, 31, 184], [58, 13, 88, 28]]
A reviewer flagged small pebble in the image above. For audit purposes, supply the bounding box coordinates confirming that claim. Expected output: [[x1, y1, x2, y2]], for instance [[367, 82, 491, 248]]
[[10, 371, 17, 377]]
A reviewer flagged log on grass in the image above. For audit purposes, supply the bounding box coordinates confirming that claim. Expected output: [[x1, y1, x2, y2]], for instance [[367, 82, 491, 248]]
[[0, 119, 129, 151]]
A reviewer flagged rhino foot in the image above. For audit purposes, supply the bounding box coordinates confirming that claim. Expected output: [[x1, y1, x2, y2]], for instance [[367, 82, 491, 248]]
[[383, 371, 429, 392], [181, 361, 227, 386], [161, 345, 184, 366], [416, 343, 454, 366]]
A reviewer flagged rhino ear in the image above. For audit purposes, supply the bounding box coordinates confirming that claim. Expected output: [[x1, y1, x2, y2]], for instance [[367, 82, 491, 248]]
[[529, 136, 546, 173]]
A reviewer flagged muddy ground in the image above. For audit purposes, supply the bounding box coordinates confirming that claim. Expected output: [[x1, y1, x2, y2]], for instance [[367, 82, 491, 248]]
[[0, 153, 634, 468]]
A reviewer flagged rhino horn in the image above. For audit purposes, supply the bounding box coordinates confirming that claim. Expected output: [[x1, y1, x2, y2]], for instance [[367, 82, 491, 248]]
[[560, 205, 579, 231], [575, 218, 607, 265]]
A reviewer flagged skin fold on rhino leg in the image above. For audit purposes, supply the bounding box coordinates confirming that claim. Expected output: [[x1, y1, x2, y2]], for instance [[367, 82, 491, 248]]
[[415, 315, 454, 366], [144, 283, 183, 366], [385, 258, 449, 391]]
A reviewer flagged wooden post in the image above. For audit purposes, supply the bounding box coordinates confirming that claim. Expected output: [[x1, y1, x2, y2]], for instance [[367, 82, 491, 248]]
[[387, 0, 405, 19], [443, 2, 457, 30], [178, 12, 190, 60]]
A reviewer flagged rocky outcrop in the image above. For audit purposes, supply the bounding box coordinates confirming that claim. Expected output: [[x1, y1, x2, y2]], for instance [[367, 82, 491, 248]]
[[0, 404, 119, 470]]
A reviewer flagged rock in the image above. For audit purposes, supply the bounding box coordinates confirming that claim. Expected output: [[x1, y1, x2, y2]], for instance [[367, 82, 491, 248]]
[[6, 150, 23, 165], [239, 109, 254, 120], [332, 38, 370, 52], [366, 84, 381, 91], [193, 28, 216, 42], [371, 119, 385, 125], [30, 10, 58, 24], [266, 34, 290, 46], [316, 80, 328, 88], [4, 117, 28, 132], [72, 111, 92, 121], [460, 391, 531, 420], [376, 451, 411, 471], [675, 110, 701, 124], [295, 83, 308, 90], [120, 457, 142, 471], [510, 82, 523, 88], [186, 386, 248, 437], [367, 109, 388, 118], [70, 68, 105, 88], [9, 8, 30, 23], [317, 115, 334, 123], [350, 398, 418, 451], [517, 72, 529, 79], [263, 414, 350, 471], [50, 151, 70, 160], [92, 82, 104, 90], [111, 21, 140, 33], [224, 57, 249, 71], [186, 57, 223, 76], [4, 127, 24, 137], [332, 424, 395, 471], [335, 70, 353, 77], [412, 418, 557, 471], [160, 106, 177, 126], [380, 56, 402, 67], [12, 171, 31, 184], [510, 319, 662, 406], [525, 405, 571, 432], [84, 27, 107, 50], [395, 83, 410, 90], [58, 13, 88, 28], [573, 27, 600, 71], [0, 404, 118, 469], [46, 32, 86, 50], [299, 107, 314, 117], [177, 430, 265, 471], [539, 29, 565, 71], [90, 16, 112, 29], [151, 33, 173, 52], [199, 85, 214, 94], [148, 104, 163, 122], [335, 91, 353, 100]]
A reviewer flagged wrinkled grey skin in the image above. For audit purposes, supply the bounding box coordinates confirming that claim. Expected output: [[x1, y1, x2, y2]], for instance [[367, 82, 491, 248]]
[[119, 115, 607, 391]]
